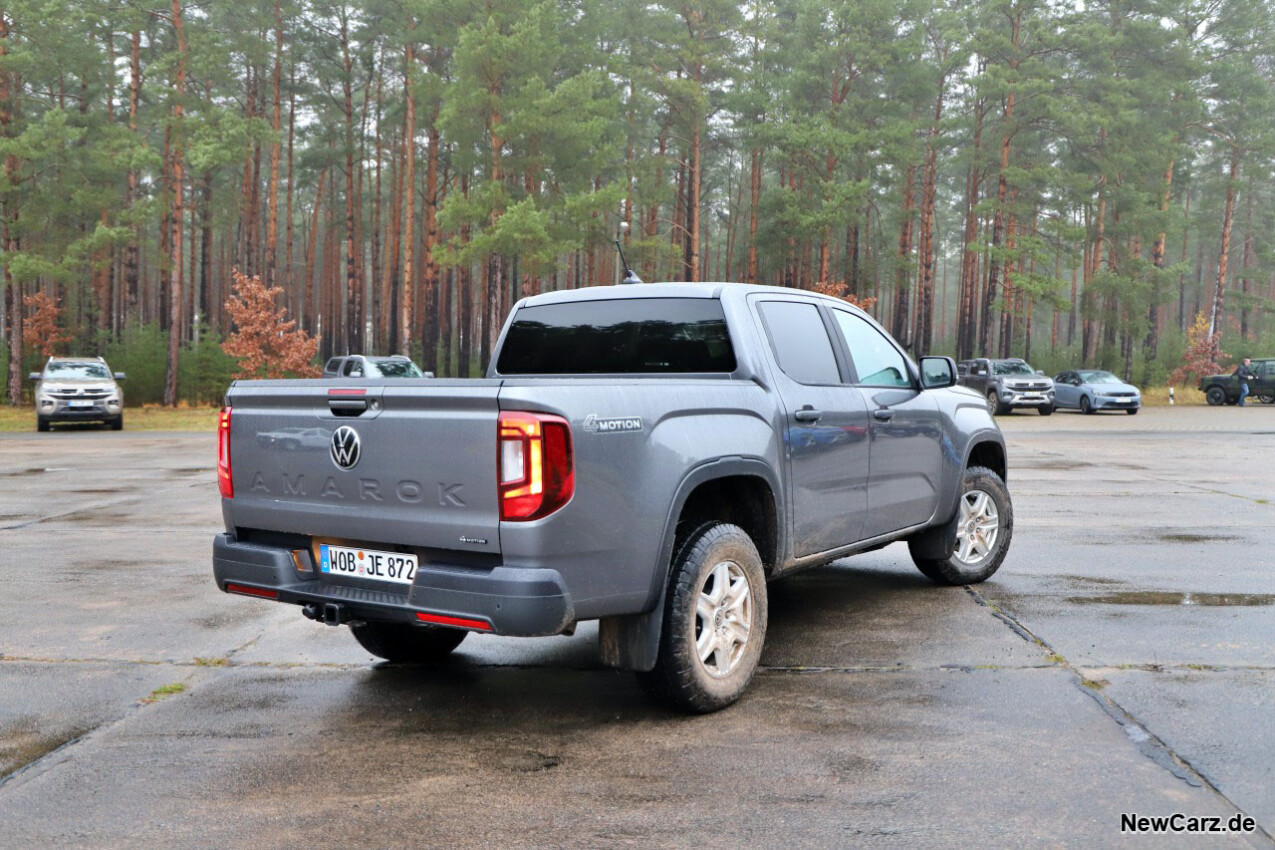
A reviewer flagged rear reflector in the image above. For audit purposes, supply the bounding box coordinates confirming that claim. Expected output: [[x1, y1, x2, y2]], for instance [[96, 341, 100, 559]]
[[225, 582, 278, 600], [328, 388, 367, 396], [416, 612, 493, 632]]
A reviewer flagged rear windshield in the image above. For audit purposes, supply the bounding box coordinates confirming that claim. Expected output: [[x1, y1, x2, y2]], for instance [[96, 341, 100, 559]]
[[496, 298, 736, 375]]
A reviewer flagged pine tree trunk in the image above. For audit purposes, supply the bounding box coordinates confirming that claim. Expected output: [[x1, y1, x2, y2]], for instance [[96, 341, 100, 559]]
[[164, 0, 187, 407], [304, 169, 326, 335], [400, 38, 416, 355], [1144, 155, 1174, 373], [1209, 146, 1241, 336], [341, 15, 360, 353], [915, 76, 946, 357], [747, 147, 761, 284], [422, 120, 441, 370], [265, 0, 282, 288], [1, 15, 20, 403], [285, 64, 296, 315], [891, 165, 916, 348], [124, 29, 141, 324]]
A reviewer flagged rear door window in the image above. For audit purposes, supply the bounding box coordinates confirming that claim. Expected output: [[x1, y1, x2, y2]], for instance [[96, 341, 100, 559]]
[[756, 301, 842, 386], [496, 298, 736, 374]]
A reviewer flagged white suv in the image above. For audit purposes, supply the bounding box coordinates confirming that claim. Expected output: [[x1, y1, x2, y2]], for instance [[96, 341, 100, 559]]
[[29, 357, 126, 432]]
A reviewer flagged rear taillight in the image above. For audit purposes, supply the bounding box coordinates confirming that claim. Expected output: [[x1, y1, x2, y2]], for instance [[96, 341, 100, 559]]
[[217, 406, 233, 498], [498, 411, 573, 521]]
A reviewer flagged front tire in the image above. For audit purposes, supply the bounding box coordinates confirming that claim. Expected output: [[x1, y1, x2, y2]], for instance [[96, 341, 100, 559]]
[[109, 415, 123, 431], [1126, 407, 1139, 415], [637, 522, 767, 713], [37, 415, 50, 432], [909, 466, 1013, 586], [986, 391, 1005, 416], [350, 621, 467, 662], [1205, 386, 1227, 406], [1080, 395, 1094, 415], [1038, 404, 1054, 416]]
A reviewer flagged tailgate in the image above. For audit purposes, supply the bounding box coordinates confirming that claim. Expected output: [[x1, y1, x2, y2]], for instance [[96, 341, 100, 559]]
[[225, 380, 502, 554]]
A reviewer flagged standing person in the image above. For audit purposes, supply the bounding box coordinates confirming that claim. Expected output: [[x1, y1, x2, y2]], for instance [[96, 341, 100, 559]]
[[1235, 358, 1258, 406]]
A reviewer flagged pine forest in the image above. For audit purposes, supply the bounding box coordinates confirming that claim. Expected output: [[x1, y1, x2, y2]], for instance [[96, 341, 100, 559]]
[[3, 0, 1275, 404]]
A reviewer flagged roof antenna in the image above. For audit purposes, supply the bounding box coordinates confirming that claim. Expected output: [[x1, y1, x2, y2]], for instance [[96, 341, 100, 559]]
[[615, 224, 643, 284]]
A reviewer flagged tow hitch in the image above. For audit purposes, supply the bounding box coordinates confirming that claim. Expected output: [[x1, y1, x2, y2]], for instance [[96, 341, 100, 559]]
[[303, 602, 347, 626]]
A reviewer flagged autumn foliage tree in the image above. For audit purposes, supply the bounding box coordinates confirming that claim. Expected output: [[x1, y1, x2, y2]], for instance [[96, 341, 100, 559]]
[[222, 270, 320, 379], [812, 280, 879, 314], [1170, 313, 1229, 386], [22, 293, 71, 359]]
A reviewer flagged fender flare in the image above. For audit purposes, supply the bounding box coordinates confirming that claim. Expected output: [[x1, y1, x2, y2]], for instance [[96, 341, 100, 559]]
[[598, 456, 783, 673]]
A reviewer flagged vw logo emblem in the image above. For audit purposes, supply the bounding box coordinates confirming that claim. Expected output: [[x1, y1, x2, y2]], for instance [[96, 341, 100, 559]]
[[330, 426, 361, 470]]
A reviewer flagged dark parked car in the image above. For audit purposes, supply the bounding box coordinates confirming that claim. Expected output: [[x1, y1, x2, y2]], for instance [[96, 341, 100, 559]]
[[1053, 370, 1141, 414], [1198, 359, 1275, 406], [322, 355, 431, 379]]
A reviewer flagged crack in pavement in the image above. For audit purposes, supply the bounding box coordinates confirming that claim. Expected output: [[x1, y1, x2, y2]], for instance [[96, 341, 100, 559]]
[[964, 584, 1275, 845], [0, 478, 207, 531]]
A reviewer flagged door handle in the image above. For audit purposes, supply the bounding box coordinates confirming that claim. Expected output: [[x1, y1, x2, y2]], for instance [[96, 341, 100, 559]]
[[872, 408, 895, 421], [794, 407, 823, 422]]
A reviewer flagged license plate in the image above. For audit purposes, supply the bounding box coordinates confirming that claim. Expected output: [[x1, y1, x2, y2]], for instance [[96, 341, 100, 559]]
[[68, 400, 94, 408], [318, 544, 417, 586]]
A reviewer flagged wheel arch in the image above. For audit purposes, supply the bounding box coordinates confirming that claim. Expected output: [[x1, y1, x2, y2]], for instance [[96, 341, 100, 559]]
[[598, 458, 782, 673]]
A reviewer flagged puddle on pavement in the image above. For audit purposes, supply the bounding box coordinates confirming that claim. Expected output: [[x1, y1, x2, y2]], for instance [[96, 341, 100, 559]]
[[1057, 575, 1123, 586], [1069, 591, 1275, 607], [1156, 533, 1233, 544]]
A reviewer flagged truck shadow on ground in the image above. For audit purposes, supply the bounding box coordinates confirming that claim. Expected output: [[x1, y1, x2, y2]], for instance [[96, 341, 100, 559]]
[[330, 559, 946, 722]]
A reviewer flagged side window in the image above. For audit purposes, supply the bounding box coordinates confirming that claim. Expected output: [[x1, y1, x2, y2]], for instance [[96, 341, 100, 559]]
[[757, 301, 842, 386], [831, 310, 912, 388], [324, 358, 342, 374], [343, 359, 362, 377]]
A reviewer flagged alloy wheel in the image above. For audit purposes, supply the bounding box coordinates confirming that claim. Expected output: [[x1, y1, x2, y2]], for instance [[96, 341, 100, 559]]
[[954, 489, 999, 567]]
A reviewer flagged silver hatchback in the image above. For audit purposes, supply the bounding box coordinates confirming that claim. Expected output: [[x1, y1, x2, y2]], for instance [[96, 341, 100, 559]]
[[30, 357, 126, 431]]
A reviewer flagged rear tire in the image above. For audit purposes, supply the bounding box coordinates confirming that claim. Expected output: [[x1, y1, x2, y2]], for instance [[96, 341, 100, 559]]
[[637, 522, 767, 713], [37, 415, 50, 433], [350, 621, 467, 662], [1205, 386, 1227, 406], [909, 465, 1013, 586]]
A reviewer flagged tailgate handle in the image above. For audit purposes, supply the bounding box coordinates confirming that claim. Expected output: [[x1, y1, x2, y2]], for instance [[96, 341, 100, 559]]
[[328, 398, 368, 416]]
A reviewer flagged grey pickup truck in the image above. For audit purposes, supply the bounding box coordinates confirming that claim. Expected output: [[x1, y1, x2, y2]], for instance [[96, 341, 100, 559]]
[[213, 283, 1011, 711]]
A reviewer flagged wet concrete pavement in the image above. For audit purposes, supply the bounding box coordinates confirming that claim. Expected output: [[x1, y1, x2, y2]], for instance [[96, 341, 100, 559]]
[[0, 407, 1271, 846]]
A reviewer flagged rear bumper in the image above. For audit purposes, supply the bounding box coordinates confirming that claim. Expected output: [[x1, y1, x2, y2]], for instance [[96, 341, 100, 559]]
[[212, 533, 574, 636]]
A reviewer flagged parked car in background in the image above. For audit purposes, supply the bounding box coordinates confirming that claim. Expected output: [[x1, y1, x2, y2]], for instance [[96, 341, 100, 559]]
[[29, 357, 126, 432], [956, 357, 1055, 416], [1198, 358, 1275, 406], [1053, 370, 1141, 414], [321, 355, 432, 379]]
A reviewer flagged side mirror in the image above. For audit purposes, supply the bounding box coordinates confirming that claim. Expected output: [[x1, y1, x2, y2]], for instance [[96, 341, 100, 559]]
[[113, 372, 127, 381], [919, 356, 957, 389], [28, 372, 41, 382]]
